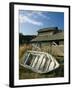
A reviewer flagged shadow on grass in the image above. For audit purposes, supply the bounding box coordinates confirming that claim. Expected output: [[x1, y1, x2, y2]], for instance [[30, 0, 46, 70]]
[[19, 63, 64, 79]]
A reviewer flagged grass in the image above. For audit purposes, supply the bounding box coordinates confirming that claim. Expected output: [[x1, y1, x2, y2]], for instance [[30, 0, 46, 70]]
[[19, 44, 64, 79], [19, 62, 64, 79], [19, 44, 32, 59]]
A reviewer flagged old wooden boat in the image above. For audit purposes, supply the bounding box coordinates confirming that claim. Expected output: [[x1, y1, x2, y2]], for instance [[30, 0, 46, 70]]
[[20, 50, 60, 73]]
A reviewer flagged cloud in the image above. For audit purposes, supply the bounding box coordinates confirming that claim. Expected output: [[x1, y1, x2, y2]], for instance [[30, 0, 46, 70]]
[[27, 11, 50, 20], [21, 11, 50, 19], [19, 15, 43, 26], [37, 12, 50, 19], [19, 11, 50, 26]]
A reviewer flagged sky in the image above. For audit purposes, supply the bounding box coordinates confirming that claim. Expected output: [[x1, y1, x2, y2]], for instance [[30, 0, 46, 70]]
[[19, 10, 64, 35]]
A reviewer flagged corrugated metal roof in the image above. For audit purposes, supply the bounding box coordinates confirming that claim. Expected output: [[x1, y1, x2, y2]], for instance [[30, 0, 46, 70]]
[[31, 32, 64, 42]]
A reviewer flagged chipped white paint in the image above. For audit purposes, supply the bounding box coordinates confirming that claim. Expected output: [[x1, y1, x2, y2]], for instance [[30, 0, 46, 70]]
[[20, 50, 60, 73]]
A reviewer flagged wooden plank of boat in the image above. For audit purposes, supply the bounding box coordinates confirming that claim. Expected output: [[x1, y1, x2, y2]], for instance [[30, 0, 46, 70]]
[[20, 50, 60, 73]]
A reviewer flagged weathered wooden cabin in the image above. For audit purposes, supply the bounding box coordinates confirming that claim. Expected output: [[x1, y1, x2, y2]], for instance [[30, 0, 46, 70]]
[[31, 27, 64, 48]]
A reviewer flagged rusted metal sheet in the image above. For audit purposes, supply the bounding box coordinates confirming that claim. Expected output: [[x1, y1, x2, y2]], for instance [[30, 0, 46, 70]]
[[20, 50, 60, 73]]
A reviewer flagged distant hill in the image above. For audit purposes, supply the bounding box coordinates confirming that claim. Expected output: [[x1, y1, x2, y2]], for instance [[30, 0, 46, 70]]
[[19, 33, 36, 45]]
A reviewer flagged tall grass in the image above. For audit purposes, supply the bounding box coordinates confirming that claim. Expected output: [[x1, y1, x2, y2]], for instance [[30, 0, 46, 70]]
[[19, 44, 32, 59]]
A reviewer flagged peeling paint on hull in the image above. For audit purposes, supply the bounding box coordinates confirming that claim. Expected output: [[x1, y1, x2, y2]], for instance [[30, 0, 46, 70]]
[[20, 51, 60, 73]]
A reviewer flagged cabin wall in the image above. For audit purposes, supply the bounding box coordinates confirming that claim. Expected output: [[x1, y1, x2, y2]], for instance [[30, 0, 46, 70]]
[[41, 42, 51, 47], [38, 32, 54, 36], [32, 40, 64, 48], [59, 41, 64, 45], [38, 30, 59, 36]]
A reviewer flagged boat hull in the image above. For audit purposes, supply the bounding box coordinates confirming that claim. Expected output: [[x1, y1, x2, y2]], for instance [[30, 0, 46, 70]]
[[20, 50, 60, 73]]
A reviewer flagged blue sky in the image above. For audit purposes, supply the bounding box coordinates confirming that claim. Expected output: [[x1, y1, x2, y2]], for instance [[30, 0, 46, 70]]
[[19, 10, 64, 35]]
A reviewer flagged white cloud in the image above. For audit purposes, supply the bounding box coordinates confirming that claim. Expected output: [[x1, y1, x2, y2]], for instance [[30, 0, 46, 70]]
[[19, 15, 43, 26], [23, 11, 50, 19], [19, 11, 50, 26], [37, 12, 50, 19]]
